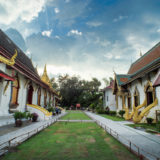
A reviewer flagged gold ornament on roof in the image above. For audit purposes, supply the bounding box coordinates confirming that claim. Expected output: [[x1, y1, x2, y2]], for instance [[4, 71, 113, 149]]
[[0, 49, 17, 66], [41, 64, 52, 88]]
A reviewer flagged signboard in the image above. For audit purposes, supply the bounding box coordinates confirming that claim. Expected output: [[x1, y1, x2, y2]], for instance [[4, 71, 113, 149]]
[[76, 104, 80, 108]]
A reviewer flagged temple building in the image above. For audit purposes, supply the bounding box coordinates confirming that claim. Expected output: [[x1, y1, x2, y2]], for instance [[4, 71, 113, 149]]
[[0, 29, 59, 120], [113, 42, 160, 123], [103, 80, 116, 111]]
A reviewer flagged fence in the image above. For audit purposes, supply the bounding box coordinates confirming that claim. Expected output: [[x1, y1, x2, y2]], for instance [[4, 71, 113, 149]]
[[0, 113, 67, 156], [85, 112, 160, 160]]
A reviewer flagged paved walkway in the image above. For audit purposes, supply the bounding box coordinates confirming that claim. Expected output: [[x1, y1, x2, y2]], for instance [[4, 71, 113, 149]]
[[85, 112, 160, 160], [58, 120, 95, 122], [0, 112, 67, 156]]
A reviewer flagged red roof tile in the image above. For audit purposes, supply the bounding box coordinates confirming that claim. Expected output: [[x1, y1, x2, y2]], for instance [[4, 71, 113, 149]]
[[128, 43, 160, 74]]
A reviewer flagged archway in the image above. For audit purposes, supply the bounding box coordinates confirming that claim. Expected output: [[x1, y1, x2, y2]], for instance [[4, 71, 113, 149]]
[[144, 81, 155, 106], [27, 84, 34, 104]]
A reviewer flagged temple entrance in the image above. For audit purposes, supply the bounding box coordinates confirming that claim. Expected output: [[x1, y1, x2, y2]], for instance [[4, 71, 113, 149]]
[[27, 85, 34, 104], [144, 81, 155, 106], [146, 87, 153, 106]]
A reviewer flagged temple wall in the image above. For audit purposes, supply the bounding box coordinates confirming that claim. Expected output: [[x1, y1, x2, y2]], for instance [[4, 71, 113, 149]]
[[117, 96, 122, 111], [16, 74, 27, 112], [104, 89, 116, 111], [0, 80, 12, 116], [41, 88, 45, 107]]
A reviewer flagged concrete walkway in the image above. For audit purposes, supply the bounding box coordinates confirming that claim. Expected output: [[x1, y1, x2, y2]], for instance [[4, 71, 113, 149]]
[[0, 112, 67, 156], [58, 120, 95, 122], [85, 112, 160, 160]]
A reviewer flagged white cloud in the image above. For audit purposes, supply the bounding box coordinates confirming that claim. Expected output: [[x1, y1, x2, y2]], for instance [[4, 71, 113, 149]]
[[67, 29, 82, 36], [0, 0, 46, 25], [157, 28, 160, 33], [42, 29, 52, 37], [86, 21, 103, 27], [54, 7, 60, 14], [113, 15, 128, 23]]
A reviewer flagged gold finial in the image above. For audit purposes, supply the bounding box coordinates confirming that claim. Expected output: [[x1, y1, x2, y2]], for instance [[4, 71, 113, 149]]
[[140, 50, 142, 57]]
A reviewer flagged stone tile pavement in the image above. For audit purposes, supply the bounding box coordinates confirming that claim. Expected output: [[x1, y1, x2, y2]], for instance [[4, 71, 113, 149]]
[[85, 112, 160, 160]]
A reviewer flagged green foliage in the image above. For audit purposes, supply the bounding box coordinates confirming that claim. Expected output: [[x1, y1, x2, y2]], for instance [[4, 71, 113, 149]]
[[146, 117, 153, 124], [96, 108, 105, 114], [105, 106, 110, 114], [47, 107, 55, 112], [14, 111, 24, 120], [109, 111, 117, 116], [58, 75, 102, 108], [103, 77, 113, 86], [118, 110, 125, 118]]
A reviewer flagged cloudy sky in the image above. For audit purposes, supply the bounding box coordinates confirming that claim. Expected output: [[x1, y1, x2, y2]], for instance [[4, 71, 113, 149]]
[[0, 0, 160, 85]]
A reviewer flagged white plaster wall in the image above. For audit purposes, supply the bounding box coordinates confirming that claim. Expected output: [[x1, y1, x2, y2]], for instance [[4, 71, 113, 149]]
[[0, 80, 12, 116], [41, 88, 45, 107], [32, 83, 38, 105], [16, 74, 27, 112], [104, 89, 116, 111], [117, 96, 122, 111]]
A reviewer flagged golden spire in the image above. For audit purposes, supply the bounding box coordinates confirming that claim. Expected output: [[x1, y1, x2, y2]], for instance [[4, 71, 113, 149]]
[[41, 64, 52, 88]]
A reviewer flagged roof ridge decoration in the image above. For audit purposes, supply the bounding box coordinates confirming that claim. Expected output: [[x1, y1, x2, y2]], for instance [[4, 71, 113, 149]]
[[41, 64, 52, 88], [130, 42, 160, 67], [0, 49, 17, 66]]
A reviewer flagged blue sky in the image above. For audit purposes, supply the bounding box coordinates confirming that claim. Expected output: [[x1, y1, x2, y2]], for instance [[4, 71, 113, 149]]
[[0, 0, 160, 85]]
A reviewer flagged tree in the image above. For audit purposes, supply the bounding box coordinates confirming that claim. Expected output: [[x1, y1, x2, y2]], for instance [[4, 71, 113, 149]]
[[58, 76, 102, 109], [103, 77, 113, 86]]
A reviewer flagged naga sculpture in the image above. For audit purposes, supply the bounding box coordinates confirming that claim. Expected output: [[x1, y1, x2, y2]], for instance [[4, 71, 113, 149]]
[[133, 98, 158, 123], [124, 102, 135, 120]]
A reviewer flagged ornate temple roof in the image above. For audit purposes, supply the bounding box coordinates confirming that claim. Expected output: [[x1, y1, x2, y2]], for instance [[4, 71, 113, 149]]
[[0, 29, 54, 91], [128, 42, 160, 75]]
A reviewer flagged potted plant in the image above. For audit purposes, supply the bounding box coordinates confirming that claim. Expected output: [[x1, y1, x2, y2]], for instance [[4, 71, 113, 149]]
[[32, 113, 39, 122], [14, 111, 24, 127]]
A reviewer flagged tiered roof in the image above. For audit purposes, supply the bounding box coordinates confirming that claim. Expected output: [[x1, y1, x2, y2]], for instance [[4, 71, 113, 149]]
[[115, 42, 160, 86], [0, 29, 57, 94]]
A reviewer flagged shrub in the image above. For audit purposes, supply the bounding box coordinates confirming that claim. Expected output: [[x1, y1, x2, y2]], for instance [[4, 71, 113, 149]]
[[109, 111, 116, 116], [119, 110, 125, 118], [105, 106, 110, 115], [146, 117, 153, 124], [14, 111, 24, 120], [32, 113, 39, 122], [47, 107, 54, 112]]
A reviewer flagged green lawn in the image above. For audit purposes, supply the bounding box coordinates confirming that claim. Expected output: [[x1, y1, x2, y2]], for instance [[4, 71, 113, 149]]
[[61, 110, 91, 120], [126, 123, 160, 133], [2, 122, 138, 160], [99, 114, 125, 121]]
